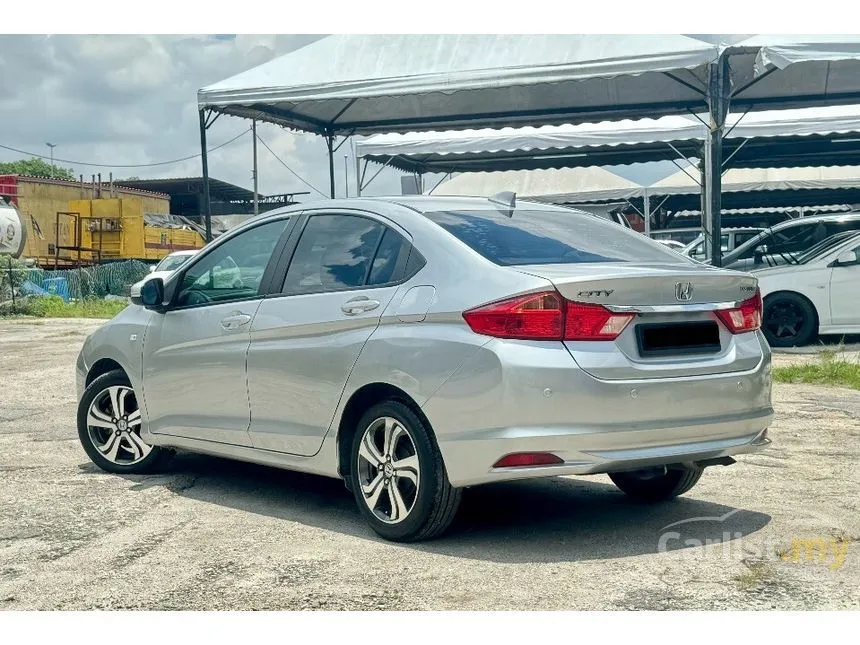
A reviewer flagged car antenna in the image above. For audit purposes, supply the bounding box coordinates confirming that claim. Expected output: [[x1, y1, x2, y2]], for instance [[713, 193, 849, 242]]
[[488, 191, 516, 217]]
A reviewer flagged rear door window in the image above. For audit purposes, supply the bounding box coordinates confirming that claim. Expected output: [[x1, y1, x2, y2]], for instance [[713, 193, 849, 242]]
[[424, 208, 687, 266], [281, 214, 414, 295]]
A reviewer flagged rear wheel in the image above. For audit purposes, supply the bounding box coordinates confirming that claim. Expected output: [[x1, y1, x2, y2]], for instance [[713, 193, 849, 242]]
[[762, 293, 817, 347], [609, 465, 703, 502], [349, 401, 461, 542], [77, 370, 171, 474]]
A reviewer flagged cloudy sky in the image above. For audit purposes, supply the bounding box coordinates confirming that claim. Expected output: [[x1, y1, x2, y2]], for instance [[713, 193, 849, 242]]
[[0, 34, 687, 202], [0, 34, 413, 199]]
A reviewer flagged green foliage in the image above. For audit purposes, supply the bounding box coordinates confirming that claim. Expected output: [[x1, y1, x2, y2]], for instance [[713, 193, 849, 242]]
[[0, 157, 75, 181], [0, 295, 127, 319], [0, 256, 28, 300], [773, 348, 860, 391]]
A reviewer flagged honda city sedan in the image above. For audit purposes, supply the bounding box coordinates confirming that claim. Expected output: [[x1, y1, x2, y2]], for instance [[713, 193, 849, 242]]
[[76, 196, 773, 542]]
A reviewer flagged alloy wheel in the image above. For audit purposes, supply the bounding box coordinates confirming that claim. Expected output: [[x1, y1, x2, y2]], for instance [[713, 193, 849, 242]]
[[764, 300, 804, 341], [356, 416, 420, 524], [85, 385, 151, 465]]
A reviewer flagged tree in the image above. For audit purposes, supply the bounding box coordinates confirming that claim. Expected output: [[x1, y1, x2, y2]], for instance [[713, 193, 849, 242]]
[[0, 158, 75, 181]]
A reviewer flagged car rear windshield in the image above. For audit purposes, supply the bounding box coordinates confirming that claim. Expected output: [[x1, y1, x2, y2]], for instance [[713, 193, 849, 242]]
[[424, 209, 688, 266]]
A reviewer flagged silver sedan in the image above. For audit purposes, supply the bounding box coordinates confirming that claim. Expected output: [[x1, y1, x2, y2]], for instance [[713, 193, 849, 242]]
[[76, 196, 773, 542]]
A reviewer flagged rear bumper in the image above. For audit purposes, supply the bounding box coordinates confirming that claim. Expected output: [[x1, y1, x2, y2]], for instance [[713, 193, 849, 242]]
[[423, 336, 773, 488], [436, 411, 771, 487]]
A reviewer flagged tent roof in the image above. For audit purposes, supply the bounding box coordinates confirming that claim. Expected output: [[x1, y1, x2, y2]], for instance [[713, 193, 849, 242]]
[[199, 35, 860, 137], [198, 35, 722, 135], [432, 166, 645, 203], [651, 165, 860, 196], [435, 163, 860, 205], [355, 104, 860, 173]]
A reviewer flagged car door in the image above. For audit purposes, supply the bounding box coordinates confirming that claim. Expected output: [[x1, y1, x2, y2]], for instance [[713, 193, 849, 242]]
[[141, 217, 293, 446], [246, 211, 417, 456], [829, 243, 860, 327]]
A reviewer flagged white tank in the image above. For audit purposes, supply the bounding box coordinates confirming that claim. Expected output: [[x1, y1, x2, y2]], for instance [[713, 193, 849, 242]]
[[0, 199, 26, 258]]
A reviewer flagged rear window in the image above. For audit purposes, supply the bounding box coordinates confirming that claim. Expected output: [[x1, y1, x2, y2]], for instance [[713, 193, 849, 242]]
[[424, 209, 688, 266]]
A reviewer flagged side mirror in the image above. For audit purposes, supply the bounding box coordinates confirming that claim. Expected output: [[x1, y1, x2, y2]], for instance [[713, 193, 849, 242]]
[[833, 250, 858, 267], [140, 278, 166, 310], [148, 265, 155, 273]]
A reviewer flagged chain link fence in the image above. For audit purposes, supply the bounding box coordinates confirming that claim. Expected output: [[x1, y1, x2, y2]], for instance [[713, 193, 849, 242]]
[[2, 257, 149, 304]]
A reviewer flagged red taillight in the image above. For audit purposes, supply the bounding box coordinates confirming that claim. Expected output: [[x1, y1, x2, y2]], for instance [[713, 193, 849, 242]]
[[463, 291, 634, 341], [715, 290, 762, 334], [462, 291, 563, 340], [564, 302, 635, 341], [493, 452, 564, 468]]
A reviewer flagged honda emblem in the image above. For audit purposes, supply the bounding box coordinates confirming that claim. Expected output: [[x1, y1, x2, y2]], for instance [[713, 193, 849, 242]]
[[675, 282, 694, 301]]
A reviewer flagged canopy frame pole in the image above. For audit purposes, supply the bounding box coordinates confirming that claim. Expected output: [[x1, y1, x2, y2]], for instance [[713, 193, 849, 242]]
[[427, 172, 451, 195], [199, 108, 213, 243], [704, 55, 731, 267], [350, 139, 362, 196], [721, 138, 749, 173], [326, 134, 336, 198], [252, 119, 259, 216], [362, 156, 395, 191], [643, 191, 651, 238]]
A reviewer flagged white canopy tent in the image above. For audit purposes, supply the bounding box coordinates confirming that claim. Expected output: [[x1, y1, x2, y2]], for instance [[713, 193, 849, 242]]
[[435, 164, 860, 226], [354, 104, 860, 175], [432, 166, 645, 204], [198, 34, 860, 262]]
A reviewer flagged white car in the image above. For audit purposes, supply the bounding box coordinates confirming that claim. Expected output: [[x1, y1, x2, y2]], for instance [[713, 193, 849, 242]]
[[754, 231, 860, 347], [142, 250, 200, 283]]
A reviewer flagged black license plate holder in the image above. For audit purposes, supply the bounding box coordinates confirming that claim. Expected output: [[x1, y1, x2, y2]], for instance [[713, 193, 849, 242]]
[[636, 321, 721, 357]]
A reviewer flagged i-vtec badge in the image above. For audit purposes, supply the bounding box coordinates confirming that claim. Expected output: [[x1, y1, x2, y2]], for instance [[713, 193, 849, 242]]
[[577, 290, 614, 298], [675, 282, 694, 301]]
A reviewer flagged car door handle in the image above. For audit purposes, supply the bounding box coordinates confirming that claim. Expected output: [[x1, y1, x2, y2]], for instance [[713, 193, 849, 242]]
[[341, 297, 381, 316], [220, 313, 253, 330]]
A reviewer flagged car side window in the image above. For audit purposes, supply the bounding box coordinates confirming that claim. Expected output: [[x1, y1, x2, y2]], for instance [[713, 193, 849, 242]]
[[281, 214, 413, 295], [176, 218, 290, 308]]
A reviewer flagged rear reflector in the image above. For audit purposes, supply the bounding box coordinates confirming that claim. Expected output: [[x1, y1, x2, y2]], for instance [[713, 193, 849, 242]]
[[715, 290, 762, 334], [493, 452, 564, 468], [463, 291, 634, 341]]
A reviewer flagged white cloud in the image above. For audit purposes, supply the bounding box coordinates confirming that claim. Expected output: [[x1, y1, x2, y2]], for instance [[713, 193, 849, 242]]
[[0, 34, 405, 200]]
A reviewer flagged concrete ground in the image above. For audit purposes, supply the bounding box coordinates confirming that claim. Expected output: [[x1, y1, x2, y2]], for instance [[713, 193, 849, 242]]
[[1, 318, 858, 610]]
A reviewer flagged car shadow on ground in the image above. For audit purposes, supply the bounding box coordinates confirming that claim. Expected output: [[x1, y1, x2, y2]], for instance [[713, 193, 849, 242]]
[[87, 453, 771, 564]]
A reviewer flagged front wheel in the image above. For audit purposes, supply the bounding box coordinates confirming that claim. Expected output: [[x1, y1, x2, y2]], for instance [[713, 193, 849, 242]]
[[349, 401, 461, 542], [77, 370, 171, 474], [609, 465, 703, 502]]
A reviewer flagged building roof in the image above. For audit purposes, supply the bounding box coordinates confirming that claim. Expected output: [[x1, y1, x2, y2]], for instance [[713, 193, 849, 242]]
[[114, 177, 261, 202], [0, 174, 169, 199]]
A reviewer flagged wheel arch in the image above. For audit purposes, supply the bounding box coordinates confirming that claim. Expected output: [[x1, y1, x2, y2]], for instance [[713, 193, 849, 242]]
[[336, 382, 435, 482], [85, 357, 127, 387]]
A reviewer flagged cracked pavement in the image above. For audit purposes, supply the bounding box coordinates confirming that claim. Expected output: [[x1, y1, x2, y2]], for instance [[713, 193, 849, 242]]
[[0, 318, 858, 610]]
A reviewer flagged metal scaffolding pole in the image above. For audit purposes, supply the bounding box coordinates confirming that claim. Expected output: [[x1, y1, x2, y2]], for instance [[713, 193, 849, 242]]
[[252, 120, 259, 216], [643, 191, 651, 237], [704, 56, 731, 267], [198, 109, 213, 243], [326, 135, 336, 198]]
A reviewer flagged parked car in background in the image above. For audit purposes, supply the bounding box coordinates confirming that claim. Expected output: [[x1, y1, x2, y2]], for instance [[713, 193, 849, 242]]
[[754, 231, 860, 346], [683, 227, 764, 262], [136, 250, 201, 289], [657, 239, 687, 251], [76, 196, 772, 542], [719, 213, 860, 271], [651, 227, 702, 246]]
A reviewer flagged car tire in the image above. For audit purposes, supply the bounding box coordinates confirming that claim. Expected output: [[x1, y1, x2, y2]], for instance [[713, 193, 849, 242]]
[[77, 369, 172, 474], [609, 465, 703, 502], [348, 400, 461, 542], [762, 292, 817, 348]]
